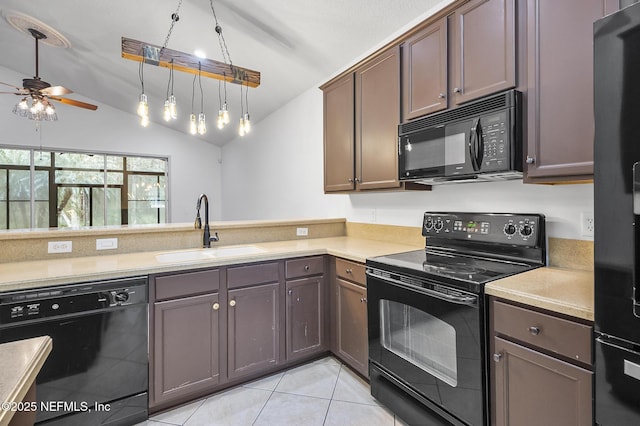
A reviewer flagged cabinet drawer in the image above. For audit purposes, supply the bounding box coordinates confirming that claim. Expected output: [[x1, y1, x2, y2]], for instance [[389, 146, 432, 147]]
[[335, 258, 365, 285], [493, 300, 592, 364], [227, 262, 280, 289], [286, 256, 324, 279], [154, 269, 219, 301]]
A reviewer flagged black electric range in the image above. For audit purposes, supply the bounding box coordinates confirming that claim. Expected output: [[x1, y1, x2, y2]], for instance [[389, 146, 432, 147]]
[[366, 212, 546, 426], [367, 212, 547, 294]]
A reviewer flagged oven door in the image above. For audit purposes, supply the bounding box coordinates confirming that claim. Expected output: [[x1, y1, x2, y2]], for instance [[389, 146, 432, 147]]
[[367, 269, 485, 426]]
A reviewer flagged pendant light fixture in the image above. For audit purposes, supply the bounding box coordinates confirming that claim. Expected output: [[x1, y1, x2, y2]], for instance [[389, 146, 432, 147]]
[[163, 59, 177, 121], [238, 81, 251, 136], [189, 73, 197, 135], [197, 63, 206, 135], [122, 0, 261, 137], [137, 60, 149, 127]]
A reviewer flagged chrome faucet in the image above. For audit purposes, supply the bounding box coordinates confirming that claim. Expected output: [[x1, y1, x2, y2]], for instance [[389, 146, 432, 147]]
[[195, 194, 219, 248]]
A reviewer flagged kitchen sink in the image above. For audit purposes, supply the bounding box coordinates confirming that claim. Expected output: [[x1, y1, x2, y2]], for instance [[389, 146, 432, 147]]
[[155, 245, 266, 263]]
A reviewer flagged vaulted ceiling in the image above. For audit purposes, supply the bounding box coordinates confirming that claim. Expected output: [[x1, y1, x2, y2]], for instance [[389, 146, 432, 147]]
[[0, 0, 448, 145]]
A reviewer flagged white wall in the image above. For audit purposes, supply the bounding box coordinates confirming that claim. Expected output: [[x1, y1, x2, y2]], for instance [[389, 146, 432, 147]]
[[0, 65, 222, 223], [221, 86, 594, 240]]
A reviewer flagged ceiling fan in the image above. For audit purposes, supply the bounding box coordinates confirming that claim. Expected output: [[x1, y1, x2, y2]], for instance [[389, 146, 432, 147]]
[[0, 28, 98, 121]]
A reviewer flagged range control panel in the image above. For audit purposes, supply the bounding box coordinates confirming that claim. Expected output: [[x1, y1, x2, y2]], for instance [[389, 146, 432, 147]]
[[422, 212, 544, 247]]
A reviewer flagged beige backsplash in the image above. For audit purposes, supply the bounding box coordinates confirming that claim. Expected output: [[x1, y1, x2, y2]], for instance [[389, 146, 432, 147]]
[[0, 219, 593, 270]]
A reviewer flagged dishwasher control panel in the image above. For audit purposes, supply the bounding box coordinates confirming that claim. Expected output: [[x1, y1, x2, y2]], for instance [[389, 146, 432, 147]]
[[0, 278, 147, 325]]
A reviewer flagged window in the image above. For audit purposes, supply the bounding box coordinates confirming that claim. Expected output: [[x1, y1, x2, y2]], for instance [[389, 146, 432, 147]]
[[0, 147, 168, 229]]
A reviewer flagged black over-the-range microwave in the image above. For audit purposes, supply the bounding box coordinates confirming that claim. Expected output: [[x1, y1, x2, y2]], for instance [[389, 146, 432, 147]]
[[398, 89, 523, 184]]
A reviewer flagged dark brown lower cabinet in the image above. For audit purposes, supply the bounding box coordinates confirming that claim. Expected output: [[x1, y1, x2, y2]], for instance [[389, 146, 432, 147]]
[[286, 276, 324, 361], [335, 274, 368, 377], [153, 292, 220, 406], [227, 282, 280, 380], [493, 337, 592, 426], [490, 297, 593, 426]]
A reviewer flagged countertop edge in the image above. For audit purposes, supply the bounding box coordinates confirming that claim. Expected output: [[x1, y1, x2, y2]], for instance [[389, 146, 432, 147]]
[[0, 336, 53, 426]]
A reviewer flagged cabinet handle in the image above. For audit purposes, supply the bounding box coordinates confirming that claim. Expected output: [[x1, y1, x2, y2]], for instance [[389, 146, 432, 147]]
[[288, 289, 293, 296], [304, 265, 310, 271], [360, 297, 367, 303], [493, 353, 503, 363], [528, 326, 541, 336], [354, 177, 360, 183], [438, 93, 446, 99], [212, 302, 220, 311], [346, 268, 353, 274], [348, 178, 354, 183], [229, 299, 236, 307], [526, 156, 536, 164], [453, 87, 462, 94]]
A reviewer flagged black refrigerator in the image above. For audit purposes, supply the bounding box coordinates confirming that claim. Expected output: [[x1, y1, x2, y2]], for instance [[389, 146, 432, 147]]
[[594, 4, 640, 425]]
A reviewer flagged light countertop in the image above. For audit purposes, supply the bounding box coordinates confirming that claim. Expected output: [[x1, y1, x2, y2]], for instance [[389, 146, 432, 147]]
[[0, 237, 422, 292], [485, 267, 594, 321], [0, 336, 52, 426]]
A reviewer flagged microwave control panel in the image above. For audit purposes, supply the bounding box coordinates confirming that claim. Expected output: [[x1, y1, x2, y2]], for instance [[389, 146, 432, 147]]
[[478, 111, 509, 170], [422, 212, 544, 247]]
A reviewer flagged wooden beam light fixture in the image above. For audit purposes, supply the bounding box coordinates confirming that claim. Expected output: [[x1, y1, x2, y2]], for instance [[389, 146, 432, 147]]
[[121, 0, 260, 132]]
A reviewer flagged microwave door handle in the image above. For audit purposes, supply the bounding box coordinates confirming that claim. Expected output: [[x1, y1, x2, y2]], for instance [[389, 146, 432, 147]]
[[469, 119, 481, 171]]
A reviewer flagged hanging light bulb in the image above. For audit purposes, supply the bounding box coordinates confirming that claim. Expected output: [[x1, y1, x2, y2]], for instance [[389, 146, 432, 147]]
[[140, 114, 150, 127], [163, 99, 171, 122], [198, 113, 207, 135], [238, 81, 250, 136], [163, 60, 178, 121], [238, 117, 246, 137], [137, 93, 148, 118], [189, 113, 197, 135], [168, 94, 177, 119], [242, 112, 251, 134]]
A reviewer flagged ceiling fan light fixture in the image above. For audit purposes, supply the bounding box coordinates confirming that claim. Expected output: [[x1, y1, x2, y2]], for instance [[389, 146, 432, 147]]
[[12, 98, 29, 117]]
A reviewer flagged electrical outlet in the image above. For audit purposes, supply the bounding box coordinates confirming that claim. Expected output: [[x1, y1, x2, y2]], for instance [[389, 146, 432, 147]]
[[96, 238, 118, 250], [370, 209, 377, 222], [581, 212, 595, 237], [296, 227, 309, 237], [48, 241, 72, 253]]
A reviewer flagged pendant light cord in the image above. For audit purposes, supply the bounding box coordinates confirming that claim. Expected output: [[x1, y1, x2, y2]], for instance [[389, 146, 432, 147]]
[[198, 63, 204, 113]]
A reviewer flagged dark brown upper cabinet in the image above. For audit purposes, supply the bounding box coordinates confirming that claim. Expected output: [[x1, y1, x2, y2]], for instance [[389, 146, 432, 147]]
[[402, 17, 448, 121], [524, 0, 608, 182], [451, 0, 516, 105], [355, 46, 402, 190], [323, 74, 355, 192], [323, 46, 403, 192]]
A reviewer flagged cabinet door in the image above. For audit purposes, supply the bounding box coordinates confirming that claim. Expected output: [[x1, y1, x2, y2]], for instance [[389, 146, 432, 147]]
[[402, 18, 448, 121], [286, 277, 324, 361], [153, 293, 220, 405], [493, 336, 593, 426], [355, 46, 401, 190], [336, 277, 368, 377], [525, 0, 604, 181], [452, 0, 516, 105], [323, 74, 355, 192], [228, 283, 280, 380]]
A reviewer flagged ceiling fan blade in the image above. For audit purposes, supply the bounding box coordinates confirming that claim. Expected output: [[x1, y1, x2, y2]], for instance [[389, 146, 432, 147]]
[[0, 81, 23, 91], [42, 86, 72, 96], [48, 96, 98, 111], [0, 91, 23, 95]]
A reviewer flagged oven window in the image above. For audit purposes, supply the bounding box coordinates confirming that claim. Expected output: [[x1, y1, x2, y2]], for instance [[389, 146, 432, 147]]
[[380, 300, 457, 387]]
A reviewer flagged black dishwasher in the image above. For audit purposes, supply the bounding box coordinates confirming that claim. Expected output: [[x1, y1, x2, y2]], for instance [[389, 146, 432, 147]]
[[0, 276, 148, 425]]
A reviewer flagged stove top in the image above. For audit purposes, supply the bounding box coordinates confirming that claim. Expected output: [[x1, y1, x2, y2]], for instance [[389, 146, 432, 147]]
[[366, 212, 546, 293]]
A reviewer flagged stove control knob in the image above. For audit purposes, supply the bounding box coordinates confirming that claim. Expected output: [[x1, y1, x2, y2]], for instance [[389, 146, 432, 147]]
[[434, 220, 444, 231], [504, 224, 516, 236], [114, 292, 130, 304], [424, 218, 434, 231], [520, 225, 533, 237]]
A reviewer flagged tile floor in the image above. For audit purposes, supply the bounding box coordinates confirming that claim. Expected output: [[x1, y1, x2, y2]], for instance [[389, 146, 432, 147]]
[[137, 356, 408, 426]]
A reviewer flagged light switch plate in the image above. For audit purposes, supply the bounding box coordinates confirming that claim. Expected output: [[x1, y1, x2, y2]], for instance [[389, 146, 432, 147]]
[[296, 227, 309, 236], [96, 238, 118, 250]]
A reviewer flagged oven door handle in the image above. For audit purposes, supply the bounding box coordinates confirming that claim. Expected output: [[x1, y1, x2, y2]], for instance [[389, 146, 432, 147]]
[[366, 271, 478, 306]]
